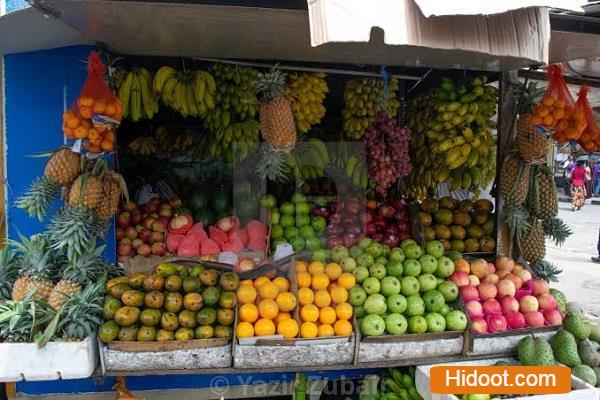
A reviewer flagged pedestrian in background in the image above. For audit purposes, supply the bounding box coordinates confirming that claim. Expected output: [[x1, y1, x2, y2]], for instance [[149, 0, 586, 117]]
[[594, 161, 600, 196], [585, 161, 593, 200], [570, 160, 587, 211], [592, 228, 600, 264], [563, 155, 575, 197]]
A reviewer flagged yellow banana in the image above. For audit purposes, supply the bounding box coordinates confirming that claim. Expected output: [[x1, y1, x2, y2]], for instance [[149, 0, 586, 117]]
[[118, 73, 133, 119], [153, 66, 177, 93], [130, 72, 142, 122]]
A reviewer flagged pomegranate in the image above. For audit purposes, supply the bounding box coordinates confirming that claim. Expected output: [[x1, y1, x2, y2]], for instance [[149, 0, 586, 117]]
[[497, 279, 516, 297], [543, 309, 563, 325], [486, 314, 508, 333], [506, 311, 526, 329], [460, 285, 479, 302], [152, 220, 167, 233], [482, 299, 502, 316], [532, 279, 549, 296], [470, 259, 489, 279], [465, 300, 484, 319], [519, 295, 539, 313], [495, 256, 515, 272], [471, 317, 488, 335], [450, 271, 470, 287], [537, 293, 557, 311], [524, 311, 545, 327], [151, 242, 167, 256], [500, 296, 520, 314], [131, 239, 144, 249], [143, 217, 157, 230], [122, 202, 138, 212], [137, 243, 152, 257], [117, 242, 132, 256], [117, 212, 130, 229], [125, 227, 138, 240], [477, 283, 498, 301]]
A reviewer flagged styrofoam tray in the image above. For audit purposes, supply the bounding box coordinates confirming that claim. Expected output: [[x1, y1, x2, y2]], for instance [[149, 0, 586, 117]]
[[358, 332, 464, 363], [0, 336, 97, 382]]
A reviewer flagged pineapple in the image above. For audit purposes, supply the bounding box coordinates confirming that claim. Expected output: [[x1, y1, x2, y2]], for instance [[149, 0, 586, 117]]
[[10, 234, 55, 301], [48, 246, 108, 310], [537, 166, 558, 220], [543, 217, 572, 247], [0, 247, 18, 300], [95, 171, 128, 220], [48, 207, 107, 262], [499, 152, 530, 205], [257, 68, 297, 152], [531, 260, 562, 283], [58, 280, 104, 341], [255, 144, 290, 182], [0, 296, 53, 343], [16, 148, 82, 220], [519, 218, 546, 264], [68, 173, 104, 210], [514, 82, 549, 164]]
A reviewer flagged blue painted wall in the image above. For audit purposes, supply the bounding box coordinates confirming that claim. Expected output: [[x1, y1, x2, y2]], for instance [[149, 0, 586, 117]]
[[5, 0, 29, 13]]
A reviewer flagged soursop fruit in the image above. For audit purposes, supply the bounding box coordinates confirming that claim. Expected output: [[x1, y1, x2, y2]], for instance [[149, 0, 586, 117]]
[[594, 367, 600, 388], [549, 288, 566, 313], [564, 311, 591, 340], [551, 330, 581, 367], [589, 324, 600, 343], [532, 336, 555, 366], [579, 339, 600, 367], [573, 364, 597, 386], [518, 336, 535, 366]]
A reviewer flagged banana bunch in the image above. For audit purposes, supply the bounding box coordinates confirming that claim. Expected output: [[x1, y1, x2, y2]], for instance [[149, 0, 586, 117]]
[[155, 126, 195, 152], [284, 72, 328, 133], [153, 66, 216, 118], [331, 141, 369, 189], [342, 77, 401, 139], [129, 136, 157, 156], [404, 75, 498, 200], [196, 120, 260, 162], [118, 68, 158, 121], [287, 138, 330, 180]]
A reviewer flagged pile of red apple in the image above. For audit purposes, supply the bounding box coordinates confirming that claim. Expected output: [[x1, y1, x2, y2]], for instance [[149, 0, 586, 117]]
[[116, 197, 181, 262], [450, 256, 562, 335], [317, 197, 411, 248]]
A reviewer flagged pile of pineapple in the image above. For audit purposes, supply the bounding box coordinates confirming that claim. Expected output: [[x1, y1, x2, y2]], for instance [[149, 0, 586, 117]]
[[0, 236, 114, 344]]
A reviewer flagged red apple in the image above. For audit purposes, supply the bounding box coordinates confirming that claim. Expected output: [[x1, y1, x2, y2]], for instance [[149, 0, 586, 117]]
[[497, 270, 510, 279], [469, 275, 480, 286], [470, 259, 489, 279], [471, 317, 488, 335], [497, 279, 516, 297], [465, 300, 484, 319], [460, 285, 479, 302], [117, 212, 130, 228], [116, 228, 125, 240], [150, 231, 164, 244], [137, 243, 152, 257], [117, 255, 132, 263], [145, 202, 159, 213], [130, 211, 143, 225], [149, 213, 159, 219], [500, 296, 520, 314], [151, 242, 167, 256], [122, 202, 138, 212], [524, 311, 545, 327], [128, 248, 136, 257], [144, 217, 157, 230], [506, 311, 526, 329], [488, 263, 496, 274], [532, 280, 549, 296], [125, 226, 138, 240], [486, 314, 508, 333], [483, 273, 499, 285], [169, 197, 182, 208], [519, 295, 539, 313], [537, 293, 557, 310], [158, 216, 170, 227], [482, 299, 502, 316], [120, 238, 132, 245], [131, 238, 144, 249], [235, 258, 257, 274], [135, 224, 144, 233], [152, 220, 167, 233], [543, 309, 563, 325], [140, 228, 152, 243], [495, 256, 515, 272], [117, 242, 132, 256], [477, 282, 498, 301], [506, 274, 523, 290], [450, 271, 470, 287]]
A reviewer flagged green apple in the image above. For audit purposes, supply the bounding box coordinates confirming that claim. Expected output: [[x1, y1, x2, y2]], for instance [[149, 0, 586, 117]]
[[445, 310, 468, 331], [350, 246, 363, 259], [386, 260, 403, 277], [418, 273, 438, 293], [271, 224, 284, 239], [404, 244, 423, 260], [291, 193, 306, 204], [446, 250, 463, 261], [357, 253, 374, 268], [408, 315, 428, 334], [385, 313, 408, 335], [438, 304, 451, 316], [425, 240, 445, 258], [314, 196, 327, 207], [375, 256, 388, 266], [369, 263, 387, 280], [362, 277, 381, 295], [291, 237, 305, 251], [331, 245, 350, 262], [354, 305, 367, 319], [380, 276, 401, 297], [360, 314, 386, 336], [280, 202, 295, 215], [366, 242, 383, 258], [400, 276, 420, 296], [437, 281, 459, 302], [311, 217, 326, 232], [295, 214, 310, 227], [387, 294, 407, 314], [284, 226, 299, 241], [381, 244, 391, 257], [403, 259, 422, 277], [435, 256, 455, 278], [389, 247, 406, 263], [312, 249, 330, 262], [425, 312, 446, 332], [400, 239, 417, 249], [419, 254, 438, 274], [305, 237, 322, 251], [405, 295, 425, 317], [296, 202, 311, 215], [280, 214, 294, 228], [348, 286, 367, 306], [353, 266, 369, 283], [270, 209, 280, 225], [363, 294, 387, 315], [260, 194, 277, 209], [300, 225, 315, 238], [340, 257, 357, 272], [422, 290, 445, 313], [359, 237, 373, 250]]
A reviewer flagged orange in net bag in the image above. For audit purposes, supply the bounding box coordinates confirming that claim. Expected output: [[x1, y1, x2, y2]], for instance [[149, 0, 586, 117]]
[[530, 64, 573, 129], [576, 85, 600, 152], [553, 85, 587, 144]]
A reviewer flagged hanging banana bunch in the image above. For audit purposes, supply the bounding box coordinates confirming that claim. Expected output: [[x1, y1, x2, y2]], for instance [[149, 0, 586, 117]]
[[118, 68, 159, 121], [153, 66, 216, 118]]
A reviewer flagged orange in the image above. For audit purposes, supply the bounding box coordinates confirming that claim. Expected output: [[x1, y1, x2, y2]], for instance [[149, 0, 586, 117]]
[[334, 320, 353, 336], [273, 277, 290, 292], [254, 319, 276, 336], [258, 282, 279, 300], [311, 273, 329, 291], [319, 306, 337, 325], [542, 96, 555, 107], [276, 291, 297, 312], [542, 114, 555, 127], [317, 324, 334, 337], [537, 106, 550, 118], [258, 299, 279, 320], [253, 276, 270, 289], [93, 101, 106, 114], [314, 290, 331, 308], [297, 272, 312, 289], [240, 279, 254, 286], [104, 103, 116, 117], [300, 321, 318, 338], [552, 108, 565, 120], [530, 115, 543, 125], [79, 106, 93, 119], [337, 273, 356, 290], [236, 321, 254, 338], [275, 312, 292, 324], [555, 98, 566, 109], [66, 115, 80, 129], [330, 286, 348, 304], [239, 303, 259, 323], [300, 304, 319, 322], [297, 288, 314, 305], [335, 302, 353, 321], [277, 319, 299, 339], [237, 285, 257, 304], [295, 261, 308, 273], [325, 263, 343, 281], [308, 261, 325, 275]]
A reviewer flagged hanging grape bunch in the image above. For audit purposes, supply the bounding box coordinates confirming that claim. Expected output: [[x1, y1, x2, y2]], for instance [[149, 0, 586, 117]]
[[364, 111, 413, 195]]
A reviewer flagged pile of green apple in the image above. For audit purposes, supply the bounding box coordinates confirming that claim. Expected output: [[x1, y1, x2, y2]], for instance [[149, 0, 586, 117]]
[[331, 238, 468, 336]]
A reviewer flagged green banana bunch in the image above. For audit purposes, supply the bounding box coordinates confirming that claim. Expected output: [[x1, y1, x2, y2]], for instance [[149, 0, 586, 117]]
[[342, 77, 401, 139], [155, 126, 195, 152], [153, 66, 216, 118], [128, 136, 157, 156], [381, 368, 422, 400], [118, 68, 158, 121], [287, 138, 330, 180]]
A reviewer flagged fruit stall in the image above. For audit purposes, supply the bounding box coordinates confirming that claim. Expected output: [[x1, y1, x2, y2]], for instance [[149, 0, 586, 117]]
[[2, 0, 600, 399]]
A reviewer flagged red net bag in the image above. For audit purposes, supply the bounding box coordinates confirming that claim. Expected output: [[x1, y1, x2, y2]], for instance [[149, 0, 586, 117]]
[[530, 64, 574, 129], [75, 51, 121, 122], [552, 85, 587, 144], [576, 86, 600, 152]]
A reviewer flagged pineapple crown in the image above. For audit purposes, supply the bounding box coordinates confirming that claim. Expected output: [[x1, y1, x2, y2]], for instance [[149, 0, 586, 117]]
[[256, 145, 290, 182], [256, 68, 287, 102], [543, 217, 572, 247], [531, 260, 562, 283], [503, 203, 531, 244], [59, 245, 111, 285], [513, 81, 544, 115], [57, 280, 104, 341], [9, 234, 54, 280], [0, 247, 18, 300], [0, 294, 54, 343]]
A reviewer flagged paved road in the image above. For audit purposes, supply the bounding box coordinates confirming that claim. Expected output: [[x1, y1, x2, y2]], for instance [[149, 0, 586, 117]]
[[547, 201, 600, 315]]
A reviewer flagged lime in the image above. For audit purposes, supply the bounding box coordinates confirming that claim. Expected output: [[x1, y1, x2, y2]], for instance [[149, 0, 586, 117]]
[[260, 194, 277, 209], [305, 237, 321, 251], [296, 202, 311, 215], [300, 225, 315, 239], [291, 237, 306, 251], [291, 193, 307, 204], [271, 224, 284, 239], [295, 214, 310, 227], [280, 202, 295, 215], [280, 214, 295, 228], [270, 209, 280, 225], [311, 216, 326, 232], [284, 226, 300, 241]]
